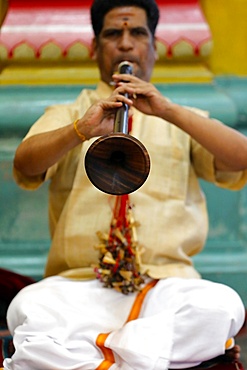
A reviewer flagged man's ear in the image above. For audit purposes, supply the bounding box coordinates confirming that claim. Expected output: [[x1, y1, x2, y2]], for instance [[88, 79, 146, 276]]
[[154, 37, 159, 62], [90, 37, 98, 61]]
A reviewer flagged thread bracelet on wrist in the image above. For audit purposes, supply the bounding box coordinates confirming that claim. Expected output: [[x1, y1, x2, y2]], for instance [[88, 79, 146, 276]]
[[73, 119, 86, 142]]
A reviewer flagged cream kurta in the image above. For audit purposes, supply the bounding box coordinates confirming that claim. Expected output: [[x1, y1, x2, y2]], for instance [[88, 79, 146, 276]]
[[14, 81, 247, 280]]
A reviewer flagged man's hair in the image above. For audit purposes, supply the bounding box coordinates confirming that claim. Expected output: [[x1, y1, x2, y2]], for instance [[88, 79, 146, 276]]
[[90, 0, 160, 38]]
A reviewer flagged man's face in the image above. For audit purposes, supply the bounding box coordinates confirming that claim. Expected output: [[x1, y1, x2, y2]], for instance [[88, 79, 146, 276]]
[[92, 6, 158, 84]]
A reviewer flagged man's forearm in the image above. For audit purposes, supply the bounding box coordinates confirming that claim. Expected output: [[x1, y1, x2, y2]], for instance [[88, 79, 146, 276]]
[[162, 103, 247, 172], [14, 124, 81, 177]]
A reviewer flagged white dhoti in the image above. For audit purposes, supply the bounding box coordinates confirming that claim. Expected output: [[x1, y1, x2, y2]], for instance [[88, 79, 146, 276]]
[[3, 276, 245, 370]]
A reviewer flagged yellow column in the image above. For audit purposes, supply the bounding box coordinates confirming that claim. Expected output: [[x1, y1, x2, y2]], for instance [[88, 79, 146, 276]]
[[200, 0, 247, 75]]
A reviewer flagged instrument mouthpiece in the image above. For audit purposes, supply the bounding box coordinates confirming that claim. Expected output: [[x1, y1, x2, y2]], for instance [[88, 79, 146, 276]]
[[118, 61, 133, 75]]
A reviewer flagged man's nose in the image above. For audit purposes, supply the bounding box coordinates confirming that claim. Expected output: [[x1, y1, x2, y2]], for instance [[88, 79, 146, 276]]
[[118, 31, 134, 50]]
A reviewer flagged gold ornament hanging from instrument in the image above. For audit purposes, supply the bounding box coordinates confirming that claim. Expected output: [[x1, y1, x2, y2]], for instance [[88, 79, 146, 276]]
[[94, 195, 145, 294]]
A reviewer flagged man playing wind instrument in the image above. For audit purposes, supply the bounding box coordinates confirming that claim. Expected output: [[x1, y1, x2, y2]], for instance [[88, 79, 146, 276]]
[[4, 0, 247, 369]]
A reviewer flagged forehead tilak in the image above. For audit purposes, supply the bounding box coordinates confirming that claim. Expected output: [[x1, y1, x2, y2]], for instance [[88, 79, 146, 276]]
[[121, 15, 129, 27]]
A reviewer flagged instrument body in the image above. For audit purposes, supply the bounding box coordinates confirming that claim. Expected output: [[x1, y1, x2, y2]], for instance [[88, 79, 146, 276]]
[[85, 62, 150, 195]]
